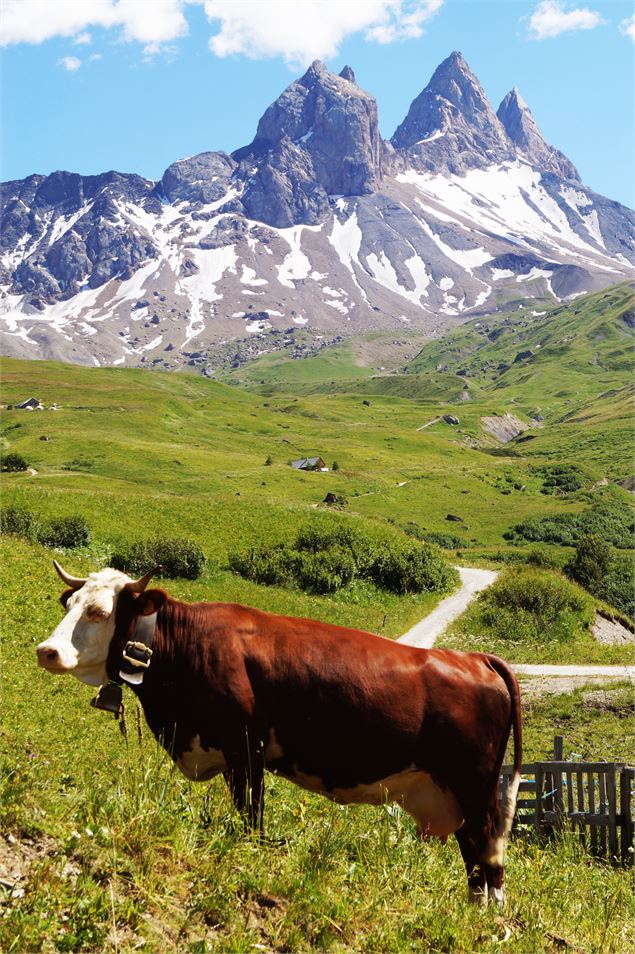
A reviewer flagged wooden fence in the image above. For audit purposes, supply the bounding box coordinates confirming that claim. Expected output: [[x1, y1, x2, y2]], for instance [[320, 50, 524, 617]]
[[500, 737, 634, 864]]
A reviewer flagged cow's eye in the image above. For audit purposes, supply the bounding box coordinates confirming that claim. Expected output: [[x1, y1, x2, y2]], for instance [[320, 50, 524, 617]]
[[85, 607, 110, 622]]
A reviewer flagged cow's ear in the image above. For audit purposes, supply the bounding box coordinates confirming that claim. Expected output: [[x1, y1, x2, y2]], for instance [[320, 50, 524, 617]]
[[137, 589, 168, 617], [60, 588, 74, 608]]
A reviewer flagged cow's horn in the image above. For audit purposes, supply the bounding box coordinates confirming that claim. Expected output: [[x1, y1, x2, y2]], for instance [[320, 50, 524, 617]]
[[53, 560, 87, 590], [127, 565, 162, 593]]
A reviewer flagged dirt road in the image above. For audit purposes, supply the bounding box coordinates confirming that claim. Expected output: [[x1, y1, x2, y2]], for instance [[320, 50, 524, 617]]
[[398, 569, 635, 688], [397, 567, 498, 649]]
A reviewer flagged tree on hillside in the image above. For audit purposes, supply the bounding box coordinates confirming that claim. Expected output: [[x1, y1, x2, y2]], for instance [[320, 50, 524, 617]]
[[565, 535, 611, 591]]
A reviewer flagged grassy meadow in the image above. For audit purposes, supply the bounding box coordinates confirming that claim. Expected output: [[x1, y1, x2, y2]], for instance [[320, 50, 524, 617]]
[[1, 282, 634, 951], [1, 539, 633, 952]]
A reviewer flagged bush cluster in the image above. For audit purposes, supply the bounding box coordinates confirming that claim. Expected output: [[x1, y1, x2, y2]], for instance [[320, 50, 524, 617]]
[[1, 452, 28, 472], [474, 567, 594, 643], [1, 505, 90, 549], [229, 521, 458, 596], [404, 526, 468, 549], [565, 536, 634, 619], [111, 537, 206, 580], [504, 501, 633, 549], [37, 515, 91, 549], [538, 465, 583, 496]]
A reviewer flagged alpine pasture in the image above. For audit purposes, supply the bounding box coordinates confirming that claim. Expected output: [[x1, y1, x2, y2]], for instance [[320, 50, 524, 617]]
[[1, 284, 634, 951]]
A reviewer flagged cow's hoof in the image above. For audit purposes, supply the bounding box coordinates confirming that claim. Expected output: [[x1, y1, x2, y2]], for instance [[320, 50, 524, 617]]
[[490, 886, 505, 907]]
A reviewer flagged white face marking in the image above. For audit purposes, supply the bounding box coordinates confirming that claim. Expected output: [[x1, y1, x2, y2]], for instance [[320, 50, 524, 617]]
[[280, 766, 464, 840], [37, 569, 134, 686], [176, 734, 227, 781]]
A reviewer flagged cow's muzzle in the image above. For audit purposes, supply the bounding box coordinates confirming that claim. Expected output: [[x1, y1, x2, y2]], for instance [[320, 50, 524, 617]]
[[36, 645, 67, 673]]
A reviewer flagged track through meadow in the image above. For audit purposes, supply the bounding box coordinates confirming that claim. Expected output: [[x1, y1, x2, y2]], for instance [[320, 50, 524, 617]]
[[398, 568, 635, 687]]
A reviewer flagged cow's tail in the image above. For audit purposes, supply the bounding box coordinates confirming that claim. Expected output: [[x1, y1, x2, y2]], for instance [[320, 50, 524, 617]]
[[488, 655, 523, 846]]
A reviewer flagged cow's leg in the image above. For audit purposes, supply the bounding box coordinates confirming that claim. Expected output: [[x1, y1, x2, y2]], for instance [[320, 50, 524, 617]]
[[224, 755, 265, 833], [454, 825, 488, 905], [456, 798, 509, 907], [484, 860, 505, 907]]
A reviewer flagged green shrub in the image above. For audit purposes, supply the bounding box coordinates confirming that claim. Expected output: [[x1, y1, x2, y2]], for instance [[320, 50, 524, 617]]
[[564, 538, 634, 619], [228, 544, 297, 587], [596, 555, 634, 619], [539, 465, 583, 495], [365, 541, 455, 595], [565, 535, 612, 591], [296, 546, 356, 594], [112, 537, 206, 580], [37, 515, 91, 549], [504, 502, 634, 549], [0, 505, 38, 539], [524, 545, 562, 568], [476, 567, 593, 642], [229, 520, 457, 597], [294, 522, 361, 554], [1, 452, 28, 472]]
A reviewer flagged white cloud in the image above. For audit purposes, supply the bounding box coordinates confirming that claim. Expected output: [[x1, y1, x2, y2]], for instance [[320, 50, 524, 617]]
[[1, 0, 443, 67], [58, 55, 82, 71], [527, 1, 603, 40], [0, 0, 190, 47], [203, 0, 443, 68], [619, 14, 635, 42]]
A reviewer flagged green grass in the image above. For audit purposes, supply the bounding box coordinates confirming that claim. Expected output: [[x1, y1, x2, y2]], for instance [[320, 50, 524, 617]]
[[2, 284, 634, 950], [2, 540, 633, 952]]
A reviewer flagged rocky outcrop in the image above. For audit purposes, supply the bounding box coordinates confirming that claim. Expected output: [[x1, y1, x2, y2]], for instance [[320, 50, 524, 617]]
[[160, 152, 236, 204], [497, 88, 580, 181], [1, 171, 158, 305], [236, 60, 382, 225]]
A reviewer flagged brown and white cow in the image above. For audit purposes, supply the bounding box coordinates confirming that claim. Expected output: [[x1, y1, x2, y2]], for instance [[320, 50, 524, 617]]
[[37, 561, 522, 905]]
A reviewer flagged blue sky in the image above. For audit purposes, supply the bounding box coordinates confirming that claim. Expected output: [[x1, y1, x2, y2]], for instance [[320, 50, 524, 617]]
[[1, 1, 634, 207]]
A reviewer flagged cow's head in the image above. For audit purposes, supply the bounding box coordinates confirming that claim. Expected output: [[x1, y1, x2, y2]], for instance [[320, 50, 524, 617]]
[[36, 561, 160, 686]]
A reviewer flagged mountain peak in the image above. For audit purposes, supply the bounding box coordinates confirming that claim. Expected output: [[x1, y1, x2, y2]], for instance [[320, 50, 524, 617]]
[[497, 89, 580, 181], [237, 61, 382, 225], [391, 51, 512, 172], [339, 65, 356, 84]]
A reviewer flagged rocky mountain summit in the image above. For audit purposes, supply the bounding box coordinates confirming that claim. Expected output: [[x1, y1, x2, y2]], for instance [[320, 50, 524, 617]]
[[496, 88, 580, 181], [1, 52, 633, 370]]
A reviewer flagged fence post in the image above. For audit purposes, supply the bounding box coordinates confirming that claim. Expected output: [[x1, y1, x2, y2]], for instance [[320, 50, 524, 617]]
[[552, 736, 565, 822], [619, 768, 634, 864]]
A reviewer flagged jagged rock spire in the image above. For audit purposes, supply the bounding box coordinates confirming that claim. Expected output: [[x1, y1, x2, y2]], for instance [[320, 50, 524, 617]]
[[339, 65, 356, 84], [391, 51, 513, 174], [497, 88, 580, 181]]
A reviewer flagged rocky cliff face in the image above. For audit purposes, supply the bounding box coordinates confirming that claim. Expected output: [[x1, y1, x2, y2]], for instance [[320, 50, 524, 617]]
[[235, 60, 382, 227], [391, 51, 513, 173], [1, 53, 633, 370]]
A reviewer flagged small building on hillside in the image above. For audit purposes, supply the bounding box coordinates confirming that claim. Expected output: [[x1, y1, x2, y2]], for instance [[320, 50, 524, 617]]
[[16, 397, 43, 410], [292, 456, 329, 472]]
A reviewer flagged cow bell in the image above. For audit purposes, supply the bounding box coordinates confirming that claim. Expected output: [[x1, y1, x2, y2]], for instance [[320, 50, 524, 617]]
[[90, 682, 123, 715]]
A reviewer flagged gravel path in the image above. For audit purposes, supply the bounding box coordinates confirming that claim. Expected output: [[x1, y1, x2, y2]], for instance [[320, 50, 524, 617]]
[[398, 569, 635, 688], [397, 567, 498, 649], [513, 664, 635, 679]]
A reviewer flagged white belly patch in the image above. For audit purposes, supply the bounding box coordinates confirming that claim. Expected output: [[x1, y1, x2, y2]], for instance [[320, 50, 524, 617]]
[[176, 734, 227, 782], [288, 766, 464, 840]]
